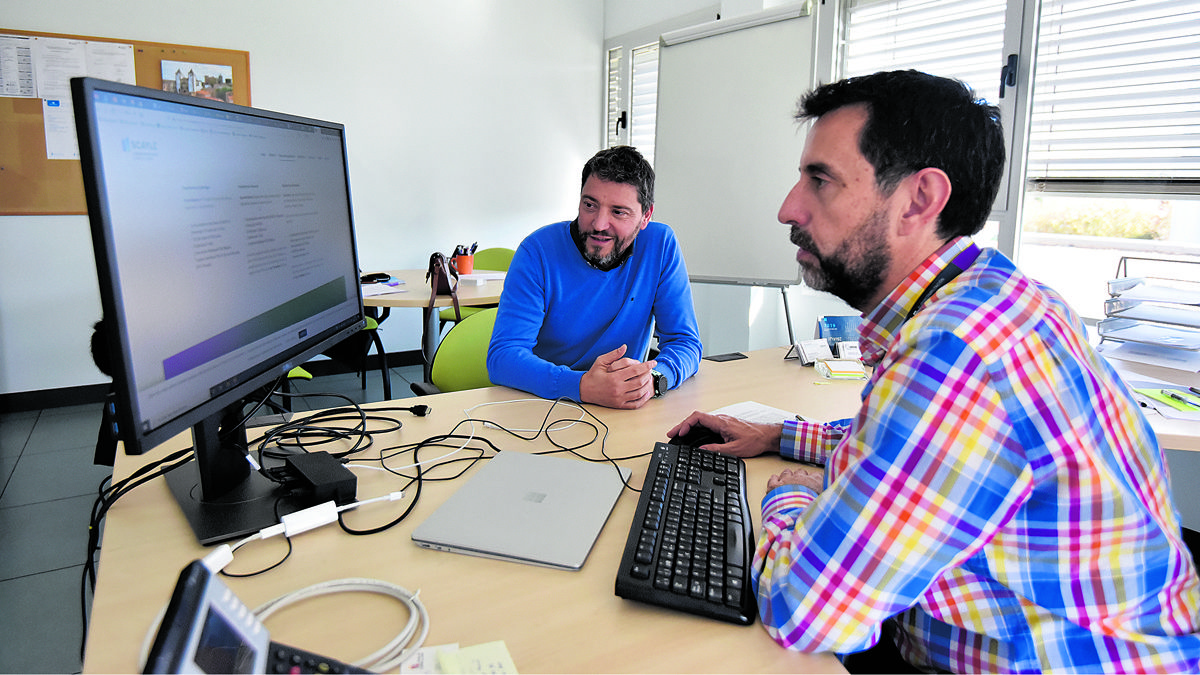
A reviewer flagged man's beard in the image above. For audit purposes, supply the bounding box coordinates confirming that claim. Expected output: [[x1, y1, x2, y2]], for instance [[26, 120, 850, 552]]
[[570, 219, 637, 271], [790, 209, 890, 311]]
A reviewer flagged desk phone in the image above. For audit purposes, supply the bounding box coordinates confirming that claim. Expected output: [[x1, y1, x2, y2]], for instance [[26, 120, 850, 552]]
[[144, 560, 367, 674]]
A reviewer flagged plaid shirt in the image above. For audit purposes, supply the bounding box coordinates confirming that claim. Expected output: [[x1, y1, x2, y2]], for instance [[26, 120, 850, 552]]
[[756, 237, 1200, 673]]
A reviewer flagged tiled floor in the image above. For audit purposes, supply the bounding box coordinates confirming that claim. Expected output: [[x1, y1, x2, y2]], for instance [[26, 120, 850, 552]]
[[0, 364, 423, 674]]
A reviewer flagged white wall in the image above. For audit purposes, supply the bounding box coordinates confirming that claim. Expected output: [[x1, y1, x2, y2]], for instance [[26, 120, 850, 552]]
[[1, 0, 604, 395]]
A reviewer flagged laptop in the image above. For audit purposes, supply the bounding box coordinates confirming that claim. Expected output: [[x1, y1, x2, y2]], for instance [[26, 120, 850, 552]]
[[411, 451, 631, 570]]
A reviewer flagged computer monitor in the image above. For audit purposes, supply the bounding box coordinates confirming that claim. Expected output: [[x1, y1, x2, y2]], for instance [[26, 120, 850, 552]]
[[73, 77, 366, 545]]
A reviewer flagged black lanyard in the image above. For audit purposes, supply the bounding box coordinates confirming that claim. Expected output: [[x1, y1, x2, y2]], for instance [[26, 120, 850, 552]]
[[905, 243, 981, 321]]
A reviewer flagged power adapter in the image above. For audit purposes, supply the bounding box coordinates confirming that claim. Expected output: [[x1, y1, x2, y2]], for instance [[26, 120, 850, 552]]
[[284, 452, 356, 505]]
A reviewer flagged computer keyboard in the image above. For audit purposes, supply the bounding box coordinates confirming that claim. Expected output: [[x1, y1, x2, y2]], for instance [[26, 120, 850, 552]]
[[614, 441, 756, 625]]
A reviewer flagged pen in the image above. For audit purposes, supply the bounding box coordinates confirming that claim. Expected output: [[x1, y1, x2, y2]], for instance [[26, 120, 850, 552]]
[[1190, 386, 1200, 397], [469, 242, 478, 255], [1161, 389, 1198, 408]]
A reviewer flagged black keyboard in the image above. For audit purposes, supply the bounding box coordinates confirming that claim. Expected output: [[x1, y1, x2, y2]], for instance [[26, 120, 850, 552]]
[[614, 441, 756, 625]]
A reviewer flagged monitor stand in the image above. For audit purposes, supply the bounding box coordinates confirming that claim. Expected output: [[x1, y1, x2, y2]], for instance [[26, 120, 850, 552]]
[[163, 405, 316, 546], [164, 460, 313, 546]]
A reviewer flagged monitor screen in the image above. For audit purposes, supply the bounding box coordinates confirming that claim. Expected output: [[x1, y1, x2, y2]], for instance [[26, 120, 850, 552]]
[[73, 77, 366, 544]]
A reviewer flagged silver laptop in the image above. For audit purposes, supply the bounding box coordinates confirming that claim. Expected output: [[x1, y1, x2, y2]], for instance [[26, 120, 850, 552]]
[[411, 451, 631, 570]]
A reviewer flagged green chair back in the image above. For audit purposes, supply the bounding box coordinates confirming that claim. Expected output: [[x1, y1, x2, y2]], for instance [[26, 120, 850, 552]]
[[429, 307, 498, 392], [472, 247, 515, 271]]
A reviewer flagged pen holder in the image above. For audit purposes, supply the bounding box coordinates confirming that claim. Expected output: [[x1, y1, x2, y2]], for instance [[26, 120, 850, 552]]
[[452, 254, 474, 275]]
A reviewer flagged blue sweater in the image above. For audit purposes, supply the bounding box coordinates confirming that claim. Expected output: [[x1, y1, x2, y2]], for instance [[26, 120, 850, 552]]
[[487, 220, 702, 401]]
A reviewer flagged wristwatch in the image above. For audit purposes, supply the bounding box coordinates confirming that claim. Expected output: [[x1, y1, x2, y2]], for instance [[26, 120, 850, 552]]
[[651, 370, 668, 398]]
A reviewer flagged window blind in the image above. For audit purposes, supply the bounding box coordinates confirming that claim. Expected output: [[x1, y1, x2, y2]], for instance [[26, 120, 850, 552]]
[[1028, 0, 1200, 188], [843, 0, 1007, 102], [606, 46, 623, 148], [630, 42, 660, 167]]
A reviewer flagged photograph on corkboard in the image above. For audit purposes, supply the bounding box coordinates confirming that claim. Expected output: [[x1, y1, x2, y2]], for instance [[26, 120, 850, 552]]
[[161, 60, 234, 102]]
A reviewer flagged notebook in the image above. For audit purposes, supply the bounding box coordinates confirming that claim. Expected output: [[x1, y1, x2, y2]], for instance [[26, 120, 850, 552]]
[[411, 451, 631, 570]]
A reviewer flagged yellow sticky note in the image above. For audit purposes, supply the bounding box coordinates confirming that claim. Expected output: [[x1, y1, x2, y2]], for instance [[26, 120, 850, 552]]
[[436, 641, 518, 674]]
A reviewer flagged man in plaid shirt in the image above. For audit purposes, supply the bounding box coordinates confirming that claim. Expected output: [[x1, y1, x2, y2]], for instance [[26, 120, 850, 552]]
[[670, 70, 1200, 673]]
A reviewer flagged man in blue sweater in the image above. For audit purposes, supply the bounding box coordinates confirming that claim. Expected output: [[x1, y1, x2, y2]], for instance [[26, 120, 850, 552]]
[[487, 146, 702, 409]]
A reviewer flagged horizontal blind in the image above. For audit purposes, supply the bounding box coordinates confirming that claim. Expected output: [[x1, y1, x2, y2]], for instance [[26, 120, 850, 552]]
[[630, 42, 660, 167], [1028, 0, 1200, 184], [844, 0, 1007, 103], [606, 46, 623, 148]]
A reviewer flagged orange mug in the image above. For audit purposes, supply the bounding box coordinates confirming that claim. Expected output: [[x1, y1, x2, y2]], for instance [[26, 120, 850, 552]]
[[453, 254, 474, 274]]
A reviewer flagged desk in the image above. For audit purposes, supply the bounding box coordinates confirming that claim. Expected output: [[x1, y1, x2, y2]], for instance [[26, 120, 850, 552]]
[[363, 269, 506, 382], [82, 347, 854, 673], [1107, 357, 1200, 453]]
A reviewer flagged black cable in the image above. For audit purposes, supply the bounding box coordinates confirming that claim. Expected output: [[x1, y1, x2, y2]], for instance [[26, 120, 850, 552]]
[[219, 497, 297, 578], [80, 446, 193, 661], [219, 536, 293, 578], [337, 427, 500, 536], [463, 397, 650, 490]]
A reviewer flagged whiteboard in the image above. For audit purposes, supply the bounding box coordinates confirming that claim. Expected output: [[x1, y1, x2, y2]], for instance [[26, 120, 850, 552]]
[[653, 8, 814, 286]]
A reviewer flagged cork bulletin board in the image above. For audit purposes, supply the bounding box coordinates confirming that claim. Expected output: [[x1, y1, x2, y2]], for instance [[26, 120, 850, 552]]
[[0, 28, 250, 215]]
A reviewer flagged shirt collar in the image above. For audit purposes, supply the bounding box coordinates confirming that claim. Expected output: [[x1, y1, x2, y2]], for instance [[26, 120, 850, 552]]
[[858, 236, 975, 367]]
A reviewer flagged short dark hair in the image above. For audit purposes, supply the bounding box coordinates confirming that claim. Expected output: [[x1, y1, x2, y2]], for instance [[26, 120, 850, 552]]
[[581, 146, 655, 214], [798, 70, 1005, 238]]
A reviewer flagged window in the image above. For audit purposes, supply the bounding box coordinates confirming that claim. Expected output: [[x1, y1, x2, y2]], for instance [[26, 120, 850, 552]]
[[605, 8, 718, 167], [628, 43, 660, 166], [606, 40, 662, 165], [1022, 0, 1200, 320], [841, 0, 1200, 320], [1028, 0, 1200, 190], [843, 0, 1006, 99], [840, 0, 1025, 249]]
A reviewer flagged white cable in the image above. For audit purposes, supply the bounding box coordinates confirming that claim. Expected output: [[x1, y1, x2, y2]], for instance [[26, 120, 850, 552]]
[[336, 491, 405, 513], [344, 463, 393, 473], [463, 397, 588, 434], [382, 425, 478, 473], [137, 576, 428, 674], [253, 578, 429, 672]]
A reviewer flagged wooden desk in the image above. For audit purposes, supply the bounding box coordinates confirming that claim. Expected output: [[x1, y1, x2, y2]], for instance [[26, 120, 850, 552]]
[[82, 347, 855, 673], [363, 269, 506, 381]]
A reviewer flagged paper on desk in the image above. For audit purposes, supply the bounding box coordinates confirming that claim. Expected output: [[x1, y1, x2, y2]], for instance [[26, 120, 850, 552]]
[[436, 641, 517, 674], [1127, 380, 1200, 421], [711, 401, 812, 425], [1098, 340, 1200, 373], [458, 272, 506, 285], [400, 643, 459, 674], [362, 281, 407, 297]]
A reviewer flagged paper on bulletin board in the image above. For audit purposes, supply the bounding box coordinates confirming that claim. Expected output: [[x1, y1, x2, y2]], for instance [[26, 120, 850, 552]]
[[26, 35, 135, 160], [0, 35, 37, 97]]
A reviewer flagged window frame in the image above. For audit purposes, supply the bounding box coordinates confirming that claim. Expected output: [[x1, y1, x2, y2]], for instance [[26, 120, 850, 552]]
[[604, 7, 719, 159]]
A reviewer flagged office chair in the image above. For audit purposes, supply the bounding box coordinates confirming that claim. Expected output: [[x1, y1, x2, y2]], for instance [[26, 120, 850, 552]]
[[320, 315, 392, 400], [412, 307, 498, 396], [438, 247, 514, 333]]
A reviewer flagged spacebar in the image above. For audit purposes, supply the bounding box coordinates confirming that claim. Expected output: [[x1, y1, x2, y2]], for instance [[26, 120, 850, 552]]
[[726, 520, 745, 566]]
